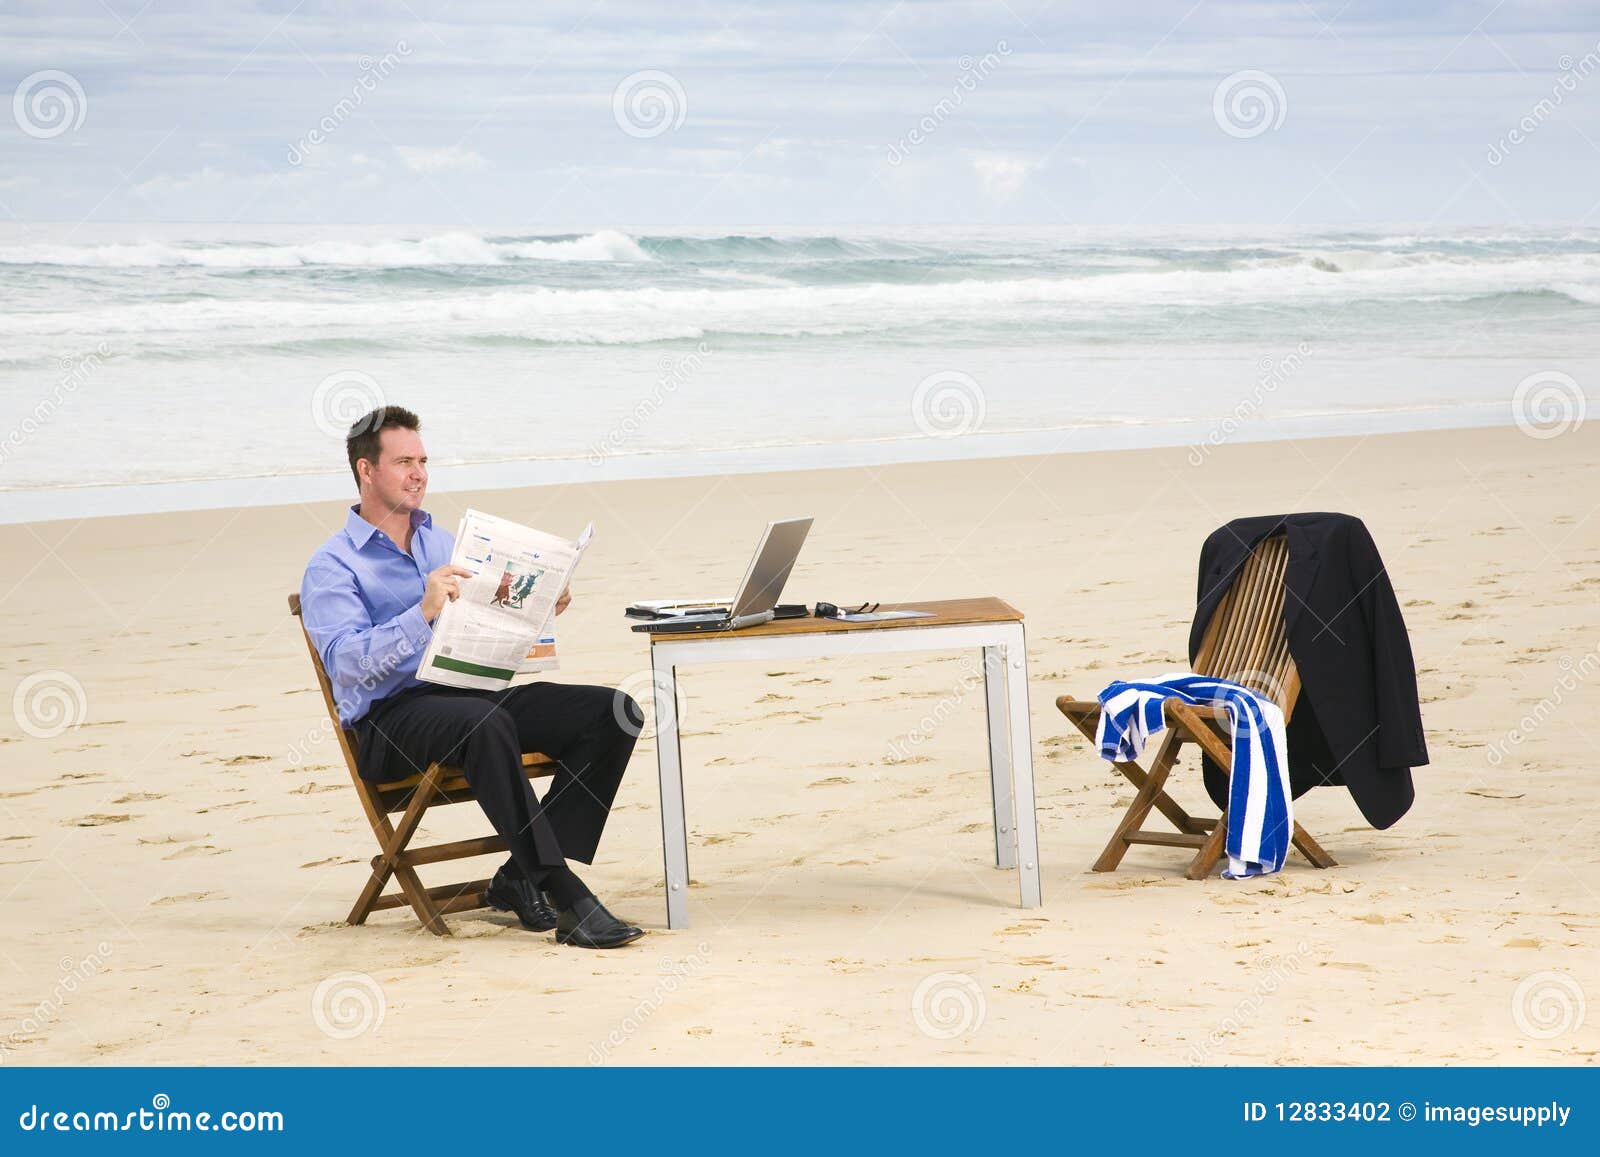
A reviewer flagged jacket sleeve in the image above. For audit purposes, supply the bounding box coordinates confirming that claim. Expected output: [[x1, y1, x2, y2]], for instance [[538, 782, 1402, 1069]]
[[1350, 520, 1430, 769], [300, 559, 433, 719]]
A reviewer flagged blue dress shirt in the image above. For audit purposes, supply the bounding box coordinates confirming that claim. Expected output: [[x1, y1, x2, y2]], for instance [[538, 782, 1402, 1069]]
[[300, 505, 455, 726]]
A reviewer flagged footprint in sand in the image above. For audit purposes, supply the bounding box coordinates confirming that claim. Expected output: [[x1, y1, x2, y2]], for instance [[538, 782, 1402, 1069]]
[[221, 754, 272, 766], [299, 856, 361, 868], [162, 844, 227, 860], [72, 813, 134, 827], [113, 792, 165, 804], [808, 776, 853, 787], [149, 891, 224, 905], [139, 831, 208, 846]]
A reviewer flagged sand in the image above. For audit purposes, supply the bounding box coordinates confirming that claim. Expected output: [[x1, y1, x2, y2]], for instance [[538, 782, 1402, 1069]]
[[2, 423, 1597, 1065]]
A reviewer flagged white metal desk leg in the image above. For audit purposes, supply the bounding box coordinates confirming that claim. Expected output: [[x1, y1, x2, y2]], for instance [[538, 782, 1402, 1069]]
[[981, 645, 1017, 869], [651, 652, 690, 929], [1002, 623, 1042, 908]]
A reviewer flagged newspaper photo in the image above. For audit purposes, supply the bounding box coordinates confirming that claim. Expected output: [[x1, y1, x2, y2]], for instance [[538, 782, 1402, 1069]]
[[418, 509, 595, 691]]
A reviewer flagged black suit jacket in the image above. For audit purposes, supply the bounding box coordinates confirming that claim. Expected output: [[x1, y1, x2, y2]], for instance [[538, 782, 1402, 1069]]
[[1189, 513, 1427, 830]]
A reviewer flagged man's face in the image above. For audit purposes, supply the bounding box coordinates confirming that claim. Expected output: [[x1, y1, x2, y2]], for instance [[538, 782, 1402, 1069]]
[[361, 427, 428, 514]]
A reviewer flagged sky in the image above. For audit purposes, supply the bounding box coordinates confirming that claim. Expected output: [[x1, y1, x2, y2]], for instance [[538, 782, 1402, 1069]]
[[2, 0, 1599, 228]]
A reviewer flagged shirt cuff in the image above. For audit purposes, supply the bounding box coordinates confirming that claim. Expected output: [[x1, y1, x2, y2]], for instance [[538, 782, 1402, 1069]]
[[399, 604, 434, 648]]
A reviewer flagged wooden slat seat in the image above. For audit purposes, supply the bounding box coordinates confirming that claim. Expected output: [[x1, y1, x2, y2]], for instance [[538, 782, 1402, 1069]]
[[288, 592, 562, 935], [1055, 533, 1337, 879]]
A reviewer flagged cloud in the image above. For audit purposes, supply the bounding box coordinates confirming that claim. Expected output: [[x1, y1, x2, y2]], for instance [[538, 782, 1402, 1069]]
[[131, 166, 229, 197], [972, 154, 1029, 201], [396, 145, 487, 174]]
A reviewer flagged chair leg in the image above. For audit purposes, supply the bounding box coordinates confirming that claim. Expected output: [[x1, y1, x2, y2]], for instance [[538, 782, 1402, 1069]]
[[348, 798, 398, 927], [347, 862, 389, 927], [1060, 705, 1202, 836], [1291, 822, 1338, 869], [1091, 731, 1183, 873], [1185, 808, 1230, 879], [364, 763, 453, 936]]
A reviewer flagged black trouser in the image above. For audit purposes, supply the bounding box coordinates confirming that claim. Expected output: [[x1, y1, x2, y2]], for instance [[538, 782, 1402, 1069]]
[[360, 682, 641, 876]]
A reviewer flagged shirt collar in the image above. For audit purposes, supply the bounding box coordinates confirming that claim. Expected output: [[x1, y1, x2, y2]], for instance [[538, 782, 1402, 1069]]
[[343, 504, 433, 550]]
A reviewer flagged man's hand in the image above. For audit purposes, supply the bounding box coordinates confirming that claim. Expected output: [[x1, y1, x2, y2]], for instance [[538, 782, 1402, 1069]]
[[555, 583, 573, 616], [420, 565, 475, 623]]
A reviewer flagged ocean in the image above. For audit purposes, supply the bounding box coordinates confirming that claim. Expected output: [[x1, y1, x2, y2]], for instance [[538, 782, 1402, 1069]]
[[2, 223, 1595, 523]]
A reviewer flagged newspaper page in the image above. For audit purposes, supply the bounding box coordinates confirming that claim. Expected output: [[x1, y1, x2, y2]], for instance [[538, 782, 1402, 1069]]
[[417, 510, 594, 691]]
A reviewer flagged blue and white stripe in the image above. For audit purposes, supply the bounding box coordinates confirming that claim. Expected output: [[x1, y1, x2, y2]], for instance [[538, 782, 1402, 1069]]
[[1094, 672, 1293, 878]]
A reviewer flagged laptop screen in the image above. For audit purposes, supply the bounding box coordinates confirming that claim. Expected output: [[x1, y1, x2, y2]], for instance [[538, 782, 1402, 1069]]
[[729, 518, 813, 619]]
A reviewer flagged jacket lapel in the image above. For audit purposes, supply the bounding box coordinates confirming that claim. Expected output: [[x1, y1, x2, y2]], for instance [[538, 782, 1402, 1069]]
[[1282, 518, 1318, 635]]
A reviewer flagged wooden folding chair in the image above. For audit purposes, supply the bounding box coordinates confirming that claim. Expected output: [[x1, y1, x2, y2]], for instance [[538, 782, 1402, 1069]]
[[288, 593, 557, 935], [1055, 534, 1337, 879]]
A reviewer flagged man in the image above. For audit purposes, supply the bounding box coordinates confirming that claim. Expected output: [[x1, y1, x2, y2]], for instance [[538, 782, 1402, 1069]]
[[300, 405, 644, 948]]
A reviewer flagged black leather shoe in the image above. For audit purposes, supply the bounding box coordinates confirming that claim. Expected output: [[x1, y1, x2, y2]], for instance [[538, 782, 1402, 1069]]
[[556, 895, 645, 949], [484, 866, 559, 932]]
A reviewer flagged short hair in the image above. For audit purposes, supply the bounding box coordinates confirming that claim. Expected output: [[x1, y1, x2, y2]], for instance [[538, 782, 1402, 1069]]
[[346, 406, 421, 489]]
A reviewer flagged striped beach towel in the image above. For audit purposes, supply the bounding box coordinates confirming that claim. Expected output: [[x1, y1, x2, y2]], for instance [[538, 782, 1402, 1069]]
[[1095, 673, 1293, 878]]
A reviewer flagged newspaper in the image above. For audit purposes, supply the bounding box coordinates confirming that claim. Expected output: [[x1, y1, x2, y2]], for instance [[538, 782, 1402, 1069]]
[[417, 509, 594, 691]]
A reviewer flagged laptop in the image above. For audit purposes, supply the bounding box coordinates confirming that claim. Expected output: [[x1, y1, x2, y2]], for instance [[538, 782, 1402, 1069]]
[[632, 517, 813, 634]]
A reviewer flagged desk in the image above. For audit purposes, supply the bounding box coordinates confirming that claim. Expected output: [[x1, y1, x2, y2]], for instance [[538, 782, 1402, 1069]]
[[644, 597, 1040, 928]]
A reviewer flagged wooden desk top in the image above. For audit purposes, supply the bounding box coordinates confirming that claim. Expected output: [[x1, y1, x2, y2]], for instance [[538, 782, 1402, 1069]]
[[644, 597, 1022, 644]]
